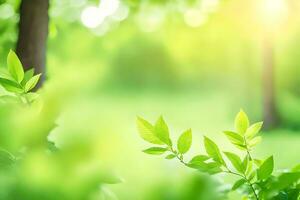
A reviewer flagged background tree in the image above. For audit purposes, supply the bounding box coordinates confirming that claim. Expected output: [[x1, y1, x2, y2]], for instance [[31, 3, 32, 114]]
[[16, 0, 49, 86]]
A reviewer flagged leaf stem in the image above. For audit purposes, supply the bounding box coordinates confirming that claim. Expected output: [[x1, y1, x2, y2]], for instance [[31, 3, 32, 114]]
[[170, 147, 187, 166], [224, 170, 259, 200], [244, 136, 253, 161]]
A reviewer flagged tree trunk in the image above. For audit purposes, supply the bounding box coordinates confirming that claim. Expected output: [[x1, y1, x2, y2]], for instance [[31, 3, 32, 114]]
[[16, 0, 49, 86], [262, 36, 279, 129]]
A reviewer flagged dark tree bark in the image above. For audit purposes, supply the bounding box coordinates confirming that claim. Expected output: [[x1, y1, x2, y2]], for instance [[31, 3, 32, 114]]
[[262, 36, 279, 129], [16, 0, 49, 86]]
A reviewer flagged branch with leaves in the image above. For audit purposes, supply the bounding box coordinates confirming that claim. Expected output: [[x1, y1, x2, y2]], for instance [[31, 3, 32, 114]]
[[0, 50, 41, 104], [137, 111, 300, 200]]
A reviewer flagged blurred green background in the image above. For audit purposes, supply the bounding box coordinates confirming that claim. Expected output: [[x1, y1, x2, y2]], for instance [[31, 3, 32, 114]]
[[1, 0, 300, 199]]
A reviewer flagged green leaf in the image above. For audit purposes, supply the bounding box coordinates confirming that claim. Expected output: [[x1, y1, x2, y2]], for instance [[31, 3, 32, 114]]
[[154, 116, 172, 146], [235, 110, 249, 135], [223, 131, 244, 145], [248, 136, 262, 148], [204, 136, 226, 166], [177, 129, 192, 154], [233, 143, 247, 151], [254, 159, 263, 167], [21, 68, 34, 86], [188, 161, 222, 174], [7, 50, 24, 83], [143, 147, 168, 155], [165, 154, 176, 159], [136, 117, 164, 145], [189, 155, 210, 164], [257, 156, 274, 180], [0, 68, 14, 81], [245, 122, 263, 139], [248, 171, 256, 181], [232, 179, 246, 191], [242, 155, 249, 174], [0, 78, 23, 93], [224, 152, 243, 173], [273, 172, 300, 190], [24, 74, 41, 92]]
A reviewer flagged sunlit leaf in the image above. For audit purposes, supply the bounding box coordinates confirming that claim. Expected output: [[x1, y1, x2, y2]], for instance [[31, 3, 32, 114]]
[[224, 152, 243, 173], [242, 155, 249, 174], [25, 74, 41, 92], [257, 156, 274, 180], [21, 68, 34, 86], [165, 154, 176, 159], [0, 78, 23, 93], [137, 117, 164, 145], [245, 122, 263, 139], [204, 136, 226, 166], [232, 179, 246, 191], [254, 159, 263, 167], [143, 147, 168, 155], [7, 50, 24, 83], [223, 131, 244, 145], [248, 136, 262, 148], [189, 155, 210, 164], [154, 116, 172, 146], [235, 110, 249, 135], [177, 129, 192, 154]]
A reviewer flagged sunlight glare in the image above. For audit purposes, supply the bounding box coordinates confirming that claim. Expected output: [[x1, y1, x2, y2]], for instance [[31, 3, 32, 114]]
[[81, 6, 104, 28], [81, 0, 121, 29], [260, 0, 288, 27], [99, 0, 120, 17], [184, 9, 207, 28]]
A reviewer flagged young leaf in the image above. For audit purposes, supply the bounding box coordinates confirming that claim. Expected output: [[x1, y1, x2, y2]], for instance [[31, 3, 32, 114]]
[[224, 152, 243, 173], [177, 129, 192, 154], [235, 110, 249, 135], [254, 159, 263, 167], [143, 147, 168, 155], [25, 74, 41, 92], [248, 171, 256, 181], [165, 154, 176, 159], [232, 179, 246, 191], [7, 50, 24, 83], [0, 68, 14, 81], [136, 117, 164, 145], [223, 131, 244, 145], [242, 155, 249, 174], [189, 155, 210, 164], [0, 78, 23, 93], [188, 160, 222, 174], [21, 68, 34, 86], [154, 116, 172, 146], [248, 136, 262, 148], [257, 156, 274, 180], [233, 143, 247, 151], [245, 122, 263, 139], [204, 136, 226, 166]]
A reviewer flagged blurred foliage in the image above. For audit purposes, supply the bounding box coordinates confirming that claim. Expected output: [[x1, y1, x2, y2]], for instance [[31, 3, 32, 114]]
[[1, 0, 300, 199]]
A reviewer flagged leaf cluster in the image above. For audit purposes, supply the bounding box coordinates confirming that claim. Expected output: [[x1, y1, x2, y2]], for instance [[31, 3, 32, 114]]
[[0, 50, 41, 104], [137, 110, 300, 200]]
